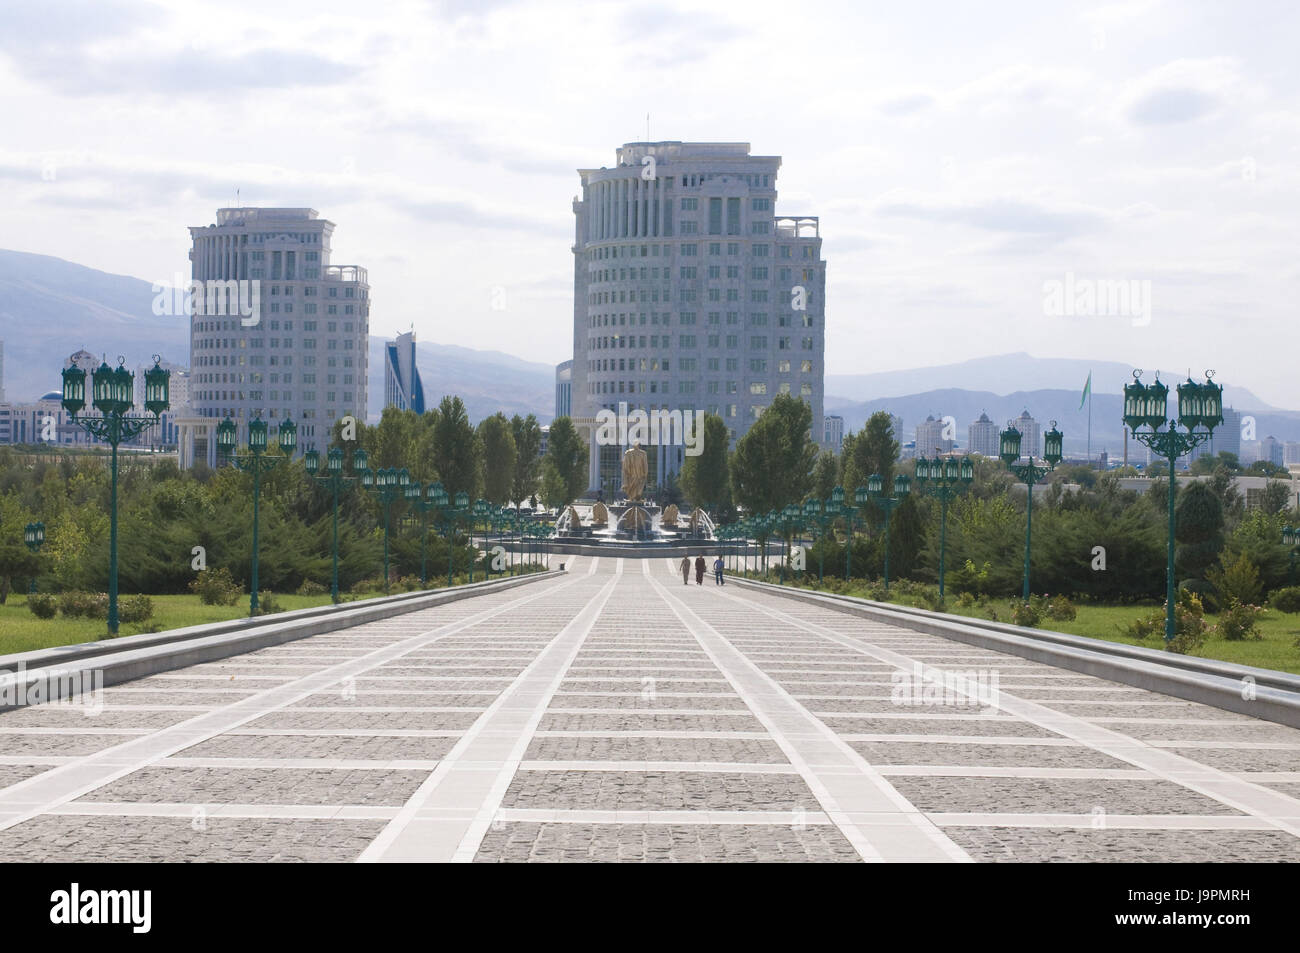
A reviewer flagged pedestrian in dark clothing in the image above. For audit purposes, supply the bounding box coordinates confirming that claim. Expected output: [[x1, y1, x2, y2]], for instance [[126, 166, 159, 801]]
[[713, 556, 724, 585], [679, 555, 691, 585], [694, 555, 706, 585]]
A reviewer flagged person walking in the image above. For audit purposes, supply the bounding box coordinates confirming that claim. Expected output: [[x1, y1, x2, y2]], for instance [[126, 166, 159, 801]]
[[694, 554, 706, 585], [713, 555, 724, 586], [679, 554, 691, 585]]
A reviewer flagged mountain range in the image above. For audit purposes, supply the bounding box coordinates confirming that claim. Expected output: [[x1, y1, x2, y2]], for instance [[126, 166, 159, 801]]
[[2, 248, 1297, 448]]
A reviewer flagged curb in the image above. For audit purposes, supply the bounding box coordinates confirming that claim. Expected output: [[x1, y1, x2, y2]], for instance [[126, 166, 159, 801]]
[[0, 570, 563, 712], [728, 575, 1300, 729]]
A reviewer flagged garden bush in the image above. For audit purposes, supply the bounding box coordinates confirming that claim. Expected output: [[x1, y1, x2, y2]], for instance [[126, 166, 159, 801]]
[[189, 568, 242, 606], [1011, 600, 1041, 628], [1046, 594, 1077, 622], [253, 592, 283, 615], [1207, 552, 1263, 609], [1268, 586, 1300, 614], [117, 594, 154, 624], [1214, 601, 1264, 641], [59, 591, 108, 618], [295, 579, 328, 597], [27, 593, 58, 619]]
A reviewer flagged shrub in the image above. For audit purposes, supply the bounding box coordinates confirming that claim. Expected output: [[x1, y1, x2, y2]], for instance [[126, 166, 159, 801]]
[[295, 579, 328, 597], [1207, 552, 1263, 609], [1179, 578, 1221, 613], [1122, 590, 1209, 649], [189, 568, 242, 606], [27, 593, 58, 619], [1046, 595, 1077, 622], [1011, 600, 1041, 628], [59, 591, 108, 618], [253, 592, 283, 615], [1268, 586, 1300, 614], [350, 577, 385, 595], [1215, 602, 1264, 641], [956, 591, 976, 608], [117, 594, 154, 624]]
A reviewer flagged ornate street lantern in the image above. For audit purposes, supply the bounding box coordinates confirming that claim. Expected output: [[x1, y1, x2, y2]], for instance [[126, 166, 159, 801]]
[[830, 485, 845, 506], [61, 364, 86, 418], [304, 449, 320, 474], [867, 473, 883, 495], [248, 417, 268, 453], [894, 474, 911, 497], [277, 417, 297, 454], [854, 484, 868, 506], [999, 426, 1022, 466], [92, 361, 115, 415], [455, 491, 469, 509], [216, 418, 237, 457], [960, 456, 974, 483], [915, 456, 930, 481], [352, 447, 368, 472], [360, 468, 375, 489], [1044, 422, 1064, 466], [143, 357, 170, 417]]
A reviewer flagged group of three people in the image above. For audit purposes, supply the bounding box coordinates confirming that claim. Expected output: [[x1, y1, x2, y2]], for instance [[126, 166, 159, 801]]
[[679, 554, 725, 586]]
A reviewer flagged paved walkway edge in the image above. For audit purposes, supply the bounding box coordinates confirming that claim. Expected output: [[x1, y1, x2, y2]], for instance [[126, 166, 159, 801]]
[[0, 571, 564, 712], [727, 577, 1300, 730]]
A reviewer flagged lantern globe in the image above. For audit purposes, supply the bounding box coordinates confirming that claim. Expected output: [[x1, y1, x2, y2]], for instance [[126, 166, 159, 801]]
[[895, 474, 912, 497], [248, 417, 268, 452], [915, 457, 930, 481], [216, 418, 237, 456], [867, 473, 883, 495], [999, 426, 1022, 466], [1285, 526, 1296, 545], [1043, 424, 1064, 466], [143, 359, 170, 416], [1122, 378, 1146, 431], [92, 361, 115, 415], [399, 468, 411, 487], [304, 449, 320, 474], [960, 456, 975, 483], [112, 364, 133, 415], [455, 491, 469, 509], [854, 485, 868, 505], [1145, 378, 1169, 429], [352, 448, 367, 472], [327, 447, 343, 472], [277, 418, 297, 454], [360, 468, 374, 489], [943, 457, 959, 482], [61, 365, 87, 417], [830, 485, 844, 506]]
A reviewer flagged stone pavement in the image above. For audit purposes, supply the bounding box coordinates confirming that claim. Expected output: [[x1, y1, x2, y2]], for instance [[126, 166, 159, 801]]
[[1, 555, 1299, 862]]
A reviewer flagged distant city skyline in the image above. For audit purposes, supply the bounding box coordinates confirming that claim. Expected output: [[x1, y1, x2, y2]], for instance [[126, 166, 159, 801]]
[[1, 2, 1298, 407]]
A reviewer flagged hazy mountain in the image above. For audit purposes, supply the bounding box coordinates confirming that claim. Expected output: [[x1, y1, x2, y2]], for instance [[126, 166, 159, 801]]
[[0, 249, 555, 423], [826, 352, 1275, 413], [826, 388, 1300, 453]]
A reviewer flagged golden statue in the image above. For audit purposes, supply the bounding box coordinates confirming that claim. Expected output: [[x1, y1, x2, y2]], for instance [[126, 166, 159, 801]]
[[591, 501, 609, 526], [564, 504, 582, 528], [621, 442, 648, 502], [661, 503, 679, 526]]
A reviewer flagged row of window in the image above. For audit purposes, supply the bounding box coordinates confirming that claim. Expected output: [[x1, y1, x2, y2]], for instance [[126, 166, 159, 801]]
[[589, 335, 818, 351], [590, 265, 820, 283], [587, 242, 817, 261], [195, 354, 360, 370], [589, 312, 818, 329], [590, 287, 817, 306], [590, 358, 815, 375]]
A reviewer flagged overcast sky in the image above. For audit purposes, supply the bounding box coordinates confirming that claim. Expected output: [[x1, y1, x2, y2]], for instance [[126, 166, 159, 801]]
[[2, 0, 1298, 405]]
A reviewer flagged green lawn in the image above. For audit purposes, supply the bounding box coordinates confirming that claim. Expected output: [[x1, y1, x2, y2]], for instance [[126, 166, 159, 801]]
[[0, 592, 337, 656], [740, 574, 1300, 675]]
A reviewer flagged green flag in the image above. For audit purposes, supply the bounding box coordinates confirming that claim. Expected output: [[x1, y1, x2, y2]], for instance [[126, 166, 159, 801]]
[[1079, 371, 1091, 410]]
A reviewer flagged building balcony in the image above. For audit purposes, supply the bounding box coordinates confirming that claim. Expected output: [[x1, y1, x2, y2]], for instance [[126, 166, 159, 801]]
[[325, 265, 368, 284], [775, 216, 819, 238]]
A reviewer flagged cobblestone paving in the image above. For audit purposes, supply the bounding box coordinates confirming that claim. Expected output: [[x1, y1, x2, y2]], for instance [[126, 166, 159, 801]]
[[1, 556, 1299, 863]]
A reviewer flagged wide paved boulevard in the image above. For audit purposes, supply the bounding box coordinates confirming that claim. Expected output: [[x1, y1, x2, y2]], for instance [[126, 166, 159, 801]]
[[2, 557, 1299, 862]]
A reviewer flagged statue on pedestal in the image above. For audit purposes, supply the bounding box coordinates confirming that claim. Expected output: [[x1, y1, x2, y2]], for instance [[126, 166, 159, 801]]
[[621, 442, 648, 503], [591, 501, 609, 526], [661, 503, 679, 526]]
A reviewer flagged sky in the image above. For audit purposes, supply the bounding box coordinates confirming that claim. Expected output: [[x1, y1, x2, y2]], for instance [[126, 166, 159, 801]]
[[1, 0, 1298, 406]]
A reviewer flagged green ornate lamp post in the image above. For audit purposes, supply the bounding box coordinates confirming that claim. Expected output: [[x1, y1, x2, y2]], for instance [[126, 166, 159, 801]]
[[216, 414, 296, 615], [470, 499, 490, 581], [23, 521, 45, 593], [914, 453, 974, 604], [858, 472, 911, 593], [362, 466, 410, 593], [805, 496, 839, 585], [1123, 371, 1222, 642], [304, 444, 367, 604], [1284, 526, 1298, 587], [999, 420, 1063, 602], [62, 356, 169, 635], [424, 482, 455, 586]]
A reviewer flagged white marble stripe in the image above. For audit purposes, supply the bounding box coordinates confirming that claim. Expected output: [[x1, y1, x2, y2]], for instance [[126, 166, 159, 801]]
[[647, 573, 971, 864], [360, 569, 623, 863], [47, 802, 402, 820], [929, 813, 1283, 830], [726, 590, 1300, 842], [0, 573, 583, 833], [494, 808, 833, 825], [513, 760, 799, 773], [160, 757, 443, 770]]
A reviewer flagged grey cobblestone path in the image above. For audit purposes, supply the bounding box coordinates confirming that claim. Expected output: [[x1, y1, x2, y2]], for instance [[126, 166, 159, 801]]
[[0, 553, 1297, 862]]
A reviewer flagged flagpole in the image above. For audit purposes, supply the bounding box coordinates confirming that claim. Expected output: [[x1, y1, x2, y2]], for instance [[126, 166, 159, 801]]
[[1088, 373, 1092, 466]]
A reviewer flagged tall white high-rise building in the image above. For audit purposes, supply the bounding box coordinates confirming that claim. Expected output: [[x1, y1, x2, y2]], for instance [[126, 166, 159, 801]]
[[186, 208, 369, 453], [915, 415, 955, 456], [1008, 409, 1041, 459], [555, 360, 572, 419], [570, 141, 826, 493], [968, 411, 998, 457]]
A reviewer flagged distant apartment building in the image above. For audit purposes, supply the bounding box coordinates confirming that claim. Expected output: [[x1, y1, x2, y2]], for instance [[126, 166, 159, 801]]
[[1262, 435, 1284, 467], [1285, 441, 1300, 466], [184, 207, 369, 461], [0, 339, 5, 402], [823, 414, 844, 451], [555, 360, 572, 419], [1008, 410, 1041, 458], [968, 411, 998, 457], [569, 141, 826, 493], [1187, 405, 1242, 465], [915, 415, 954, 456], [384, 330, 425, 414]]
